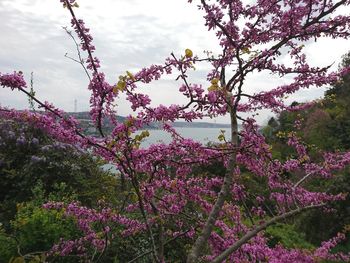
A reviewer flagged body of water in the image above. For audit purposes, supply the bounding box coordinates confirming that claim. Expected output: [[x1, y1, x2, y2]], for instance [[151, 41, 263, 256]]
[[140, 127, 231, 147]]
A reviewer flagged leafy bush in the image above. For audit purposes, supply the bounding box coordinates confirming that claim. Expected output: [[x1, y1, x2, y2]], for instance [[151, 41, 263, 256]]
[[266, 223, 314, 249], [0, 119, 119, 225], [0, 182, 79, 262]]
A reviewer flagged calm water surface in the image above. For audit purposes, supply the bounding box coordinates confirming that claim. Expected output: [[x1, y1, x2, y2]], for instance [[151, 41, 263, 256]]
[[140, 127, 231, 147]]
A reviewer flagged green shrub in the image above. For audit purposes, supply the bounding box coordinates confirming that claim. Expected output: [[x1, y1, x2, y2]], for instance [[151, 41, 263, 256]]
[[266, 223, 314, 249]]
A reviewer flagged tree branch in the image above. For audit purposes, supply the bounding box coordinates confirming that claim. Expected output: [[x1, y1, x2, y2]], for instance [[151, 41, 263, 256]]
[[187, 99, 239, 263], [211, 203, 326, 263]]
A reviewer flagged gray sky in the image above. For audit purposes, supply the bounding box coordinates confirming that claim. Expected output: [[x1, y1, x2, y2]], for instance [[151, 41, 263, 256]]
[[1, 0, 349, 124]]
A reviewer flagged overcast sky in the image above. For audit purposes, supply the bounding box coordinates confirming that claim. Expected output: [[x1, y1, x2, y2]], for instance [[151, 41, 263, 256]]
[[1, 0, 349, 124]]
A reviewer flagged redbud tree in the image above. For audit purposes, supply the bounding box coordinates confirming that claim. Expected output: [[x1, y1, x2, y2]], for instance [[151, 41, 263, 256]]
[[1, 0, 350, 262]]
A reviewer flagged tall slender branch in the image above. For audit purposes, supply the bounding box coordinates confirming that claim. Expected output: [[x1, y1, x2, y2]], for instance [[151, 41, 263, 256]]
[[187, 95, 239, 263], [64, 0, 105, 137]]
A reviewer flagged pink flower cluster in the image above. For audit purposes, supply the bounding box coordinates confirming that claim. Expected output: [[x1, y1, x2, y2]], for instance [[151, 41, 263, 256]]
[[43, 201, 146, 257], [0, 71, 26, 90]]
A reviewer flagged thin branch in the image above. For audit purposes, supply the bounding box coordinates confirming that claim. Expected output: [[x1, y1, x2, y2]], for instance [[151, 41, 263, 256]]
[[293, 172, 312, 189], [64, 0, 105, 137], [130, 175, 159, 263], [63, 26, 91, 82], [211, 203, 326, 263], [127, 228, 195, 263]]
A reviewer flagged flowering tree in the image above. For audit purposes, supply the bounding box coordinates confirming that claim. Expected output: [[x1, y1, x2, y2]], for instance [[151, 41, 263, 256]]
[[1, 0, 350, 262]]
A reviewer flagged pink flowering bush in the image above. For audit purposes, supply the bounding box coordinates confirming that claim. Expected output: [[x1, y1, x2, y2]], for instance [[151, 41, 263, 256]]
[[1, 0, 350, 262]]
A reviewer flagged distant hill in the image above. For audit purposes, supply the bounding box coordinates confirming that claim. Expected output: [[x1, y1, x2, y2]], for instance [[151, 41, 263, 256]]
[[67, 112, 231, 136]]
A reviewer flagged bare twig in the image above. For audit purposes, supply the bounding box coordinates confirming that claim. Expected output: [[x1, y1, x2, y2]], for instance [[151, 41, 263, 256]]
[[63, 26, 91, 82], [293, 172, 313, 189]]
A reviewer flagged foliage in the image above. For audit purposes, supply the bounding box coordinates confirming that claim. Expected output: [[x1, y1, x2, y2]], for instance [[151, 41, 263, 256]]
[[0, 182, 79, 262], [0, 226, 17, 262], [266, 223, 314, 250], [1, 0, 350, 262], [0, 119, 119, 225]]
